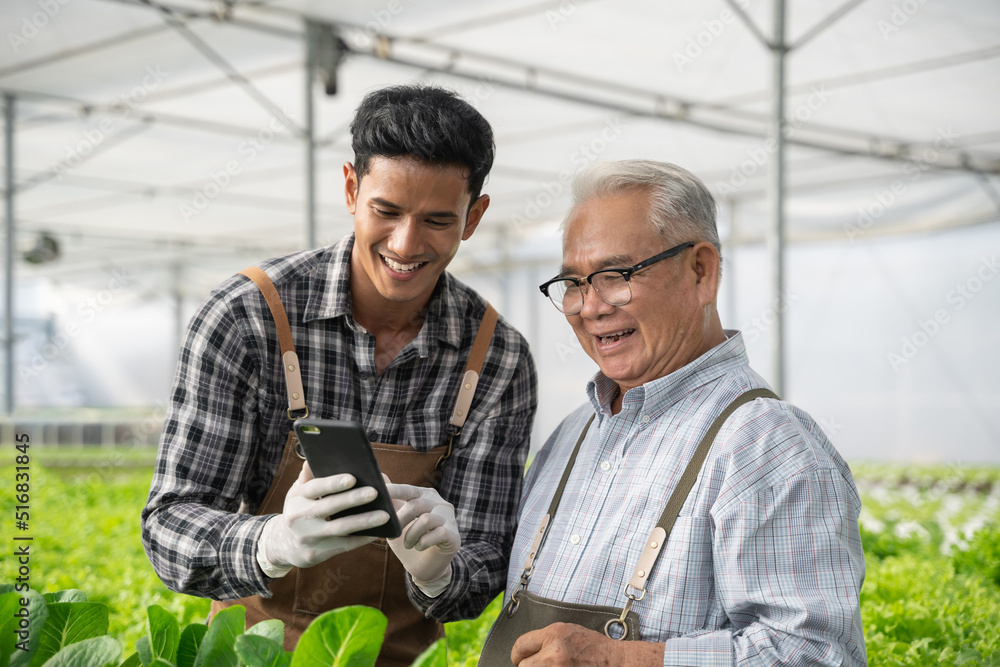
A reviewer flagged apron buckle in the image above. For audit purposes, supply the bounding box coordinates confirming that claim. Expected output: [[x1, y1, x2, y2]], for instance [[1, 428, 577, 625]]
[[603, 586, 641, 640], [505, 591, 521, 617], [436, 425, 462, 470], [287, 405, 310, 421]]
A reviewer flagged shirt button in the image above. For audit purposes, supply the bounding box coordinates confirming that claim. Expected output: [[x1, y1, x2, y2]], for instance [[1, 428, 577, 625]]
[[641, 414, 651, 423], [600, 461, 611, 472], [570, 534, 581, 545]]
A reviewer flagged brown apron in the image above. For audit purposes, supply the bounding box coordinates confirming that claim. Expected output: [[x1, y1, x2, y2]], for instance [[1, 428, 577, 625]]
[[211, 266, 499, 667], [479, 389, 779, 666]]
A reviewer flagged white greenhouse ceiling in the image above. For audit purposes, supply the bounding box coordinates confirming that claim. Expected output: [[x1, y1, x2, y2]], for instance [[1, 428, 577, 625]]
[[2, 0, 998, 281], [1, 0, 999, 461]]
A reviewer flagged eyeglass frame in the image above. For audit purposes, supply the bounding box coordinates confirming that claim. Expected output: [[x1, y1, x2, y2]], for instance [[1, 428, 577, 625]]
[[538, 242, 696, 314]]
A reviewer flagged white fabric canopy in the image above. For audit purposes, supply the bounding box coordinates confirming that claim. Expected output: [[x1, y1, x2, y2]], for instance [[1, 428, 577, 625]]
[[2, 0, 998, 461]]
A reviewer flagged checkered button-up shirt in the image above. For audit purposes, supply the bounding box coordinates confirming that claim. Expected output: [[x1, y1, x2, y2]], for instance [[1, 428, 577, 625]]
[[142, 234, 537, 621], [508, 332, 865, 666]]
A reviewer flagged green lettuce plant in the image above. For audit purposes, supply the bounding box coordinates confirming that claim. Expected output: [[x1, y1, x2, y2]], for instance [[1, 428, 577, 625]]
[[0, 586, 444, 667]]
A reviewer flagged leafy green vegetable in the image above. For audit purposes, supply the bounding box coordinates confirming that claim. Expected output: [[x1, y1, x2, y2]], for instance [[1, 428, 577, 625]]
[[193, 605, 244, 667], [410, 639, 446, 667], [291, 606, 387, 667], [246, 618, 285, 647], [44, 590, 88, 604], [118, 651, 143, 667], [177, 623, 208, 667], [143, 604, 181, 665], [235, 634, 292, 667], [32, 601, 111, 666], [43, 636, 122, 667], [7, 588, 48, 667], [0, 591, 24, 667]]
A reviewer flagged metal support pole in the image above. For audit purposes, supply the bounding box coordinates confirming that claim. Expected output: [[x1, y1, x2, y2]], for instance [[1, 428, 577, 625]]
[[768, 0, 787, 395], [304, 24, 317, 249], [4, 94, 15, 415]]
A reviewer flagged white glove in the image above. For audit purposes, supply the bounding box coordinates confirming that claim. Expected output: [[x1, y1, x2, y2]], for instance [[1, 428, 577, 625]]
[[257, 462, 391, 574], [385, 480, 461, 596]]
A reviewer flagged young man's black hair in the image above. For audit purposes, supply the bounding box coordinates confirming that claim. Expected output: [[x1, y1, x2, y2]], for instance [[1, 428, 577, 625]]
[[349, 84, 495, 203]]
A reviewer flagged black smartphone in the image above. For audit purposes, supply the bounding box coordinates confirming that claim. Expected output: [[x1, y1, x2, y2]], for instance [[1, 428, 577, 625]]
[[293, 418, 402, 539]]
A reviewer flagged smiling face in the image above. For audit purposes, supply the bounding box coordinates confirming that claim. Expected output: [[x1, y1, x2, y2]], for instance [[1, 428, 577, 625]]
[[561, 190, 723, 405], [345, 156, 488, 324]]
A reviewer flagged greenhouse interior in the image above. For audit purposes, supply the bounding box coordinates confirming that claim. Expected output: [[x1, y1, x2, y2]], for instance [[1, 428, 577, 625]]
[[2, 1, 1000, 664]]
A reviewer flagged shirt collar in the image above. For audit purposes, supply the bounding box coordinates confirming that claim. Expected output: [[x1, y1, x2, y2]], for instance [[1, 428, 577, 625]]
[[303, 233, 464, 351], [586, 330, 749, 418], [303, 234, 354, 323]]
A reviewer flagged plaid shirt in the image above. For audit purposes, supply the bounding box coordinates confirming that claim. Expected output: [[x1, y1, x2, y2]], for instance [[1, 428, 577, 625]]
[[142, 234, 537, 621], [507, 333, 866, 666]]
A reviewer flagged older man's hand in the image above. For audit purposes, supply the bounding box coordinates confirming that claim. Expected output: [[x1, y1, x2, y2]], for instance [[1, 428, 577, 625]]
[[511, 623, 664, 666]]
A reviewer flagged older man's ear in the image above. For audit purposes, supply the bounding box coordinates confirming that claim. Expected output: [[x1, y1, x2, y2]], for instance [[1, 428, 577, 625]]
[[689, 241, 722, 306]]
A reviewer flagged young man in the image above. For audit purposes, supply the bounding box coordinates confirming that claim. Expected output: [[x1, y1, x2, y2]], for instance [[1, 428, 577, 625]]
[[142, 85, 537, 666], [484, 160, 865, 666]]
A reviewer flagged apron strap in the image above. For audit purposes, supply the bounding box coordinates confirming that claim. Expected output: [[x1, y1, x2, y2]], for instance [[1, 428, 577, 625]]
[[446, 303, 498, 431], [513, 388, 780, 607], [239, 267, 308, 419], [627, 387, 779, 593], [239, 265, 499, 450], [519, 414, 595, 580], [439, 302, 499, 467]]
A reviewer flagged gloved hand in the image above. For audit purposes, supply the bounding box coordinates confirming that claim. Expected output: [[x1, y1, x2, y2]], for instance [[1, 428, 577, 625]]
[[385, 480, 461, 592], [258, 462, 391, 573]]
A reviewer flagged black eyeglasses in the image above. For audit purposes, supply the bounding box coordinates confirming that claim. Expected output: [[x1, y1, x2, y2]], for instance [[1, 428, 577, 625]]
[[539, 242, 695, 315]]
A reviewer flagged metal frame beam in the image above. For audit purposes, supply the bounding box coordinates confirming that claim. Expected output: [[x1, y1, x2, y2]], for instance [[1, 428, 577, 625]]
[[791, 0, 868, 51], [137, 0, 305, 138], [4, 94, 15, 414], [766, 0, 788, 395]]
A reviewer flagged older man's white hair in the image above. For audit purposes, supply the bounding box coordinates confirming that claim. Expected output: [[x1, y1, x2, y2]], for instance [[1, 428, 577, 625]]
[[568, 160, 722, 271]]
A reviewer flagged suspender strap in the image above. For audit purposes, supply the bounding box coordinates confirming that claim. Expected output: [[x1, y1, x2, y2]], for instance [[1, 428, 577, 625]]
[[439, 303, 499, 468], [447, 303, 498, 431], [520, 414, 595, 578], [514, 388, 780, 601], [627, 387, 779, 592], [239, 267, 308, 419], [239, 266, 499, 439]]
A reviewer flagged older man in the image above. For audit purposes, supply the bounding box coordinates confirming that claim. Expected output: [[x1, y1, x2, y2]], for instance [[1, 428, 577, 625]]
[[483, 160, 865, 666]]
